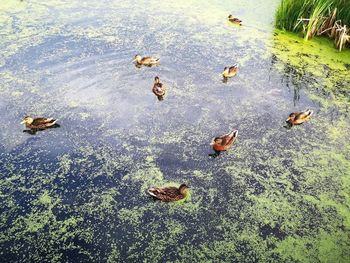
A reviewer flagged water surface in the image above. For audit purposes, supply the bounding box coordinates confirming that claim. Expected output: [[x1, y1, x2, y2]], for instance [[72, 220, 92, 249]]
[[1, 0, 350, 262]]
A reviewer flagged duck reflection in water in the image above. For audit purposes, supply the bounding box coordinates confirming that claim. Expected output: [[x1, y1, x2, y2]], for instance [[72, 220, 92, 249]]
[[21, 116, 60, 135]]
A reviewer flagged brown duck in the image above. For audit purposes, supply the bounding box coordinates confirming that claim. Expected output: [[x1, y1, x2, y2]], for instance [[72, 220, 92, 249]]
[[211, 130, 238, 156], [133, 55, 160, 66], [152, 76, 166, 100], [148, 184, 190, 202], [21, 116, 58, 129], [286, 109, 313, 126], [228, 15, 242, 25], [223, 64, 239, 78]]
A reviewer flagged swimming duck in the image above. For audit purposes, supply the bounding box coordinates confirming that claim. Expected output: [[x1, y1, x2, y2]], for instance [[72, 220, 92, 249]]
[[222, 64, 239, 79], [148, 184, 190, 202], [211, 130, 238, 156], [21, 116, 58, 129], [286, 109, 313, 126], [228, 15, 242, 25], [152, 76, 166, 100], [133, 55, 160, 66]]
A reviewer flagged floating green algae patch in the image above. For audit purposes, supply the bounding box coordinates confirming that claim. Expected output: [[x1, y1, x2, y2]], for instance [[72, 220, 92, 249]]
[[272, 30, 350, 72], [271, 30, 350, 111]]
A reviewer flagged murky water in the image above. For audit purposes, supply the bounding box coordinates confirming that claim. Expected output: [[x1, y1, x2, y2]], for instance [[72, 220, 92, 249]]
[[1, 0, 350, 262]]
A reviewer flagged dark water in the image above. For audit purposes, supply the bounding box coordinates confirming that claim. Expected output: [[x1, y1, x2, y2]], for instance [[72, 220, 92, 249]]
[[1, 0, 350, 262]]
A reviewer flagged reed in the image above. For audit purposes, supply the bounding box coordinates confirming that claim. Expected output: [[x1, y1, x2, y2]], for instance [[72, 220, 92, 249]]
[[303, 0, 333, 40], [275, 0, 350, 50]]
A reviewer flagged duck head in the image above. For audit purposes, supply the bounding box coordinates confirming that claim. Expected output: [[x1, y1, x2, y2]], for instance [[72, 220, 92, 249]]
[[21, 116, 33, 125], [210, 138, 222, 146], [286, 113, 296, 123], [222, 67, 229, 75], [228, 14, 233, 19], [133, 55, 141, 63], [154, 76, 160, 83]]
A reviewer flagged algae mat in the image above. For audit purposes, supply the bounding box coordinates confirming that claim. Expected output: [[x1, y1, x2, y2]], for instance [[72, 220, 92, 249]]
[[0, 0, 350, 262]]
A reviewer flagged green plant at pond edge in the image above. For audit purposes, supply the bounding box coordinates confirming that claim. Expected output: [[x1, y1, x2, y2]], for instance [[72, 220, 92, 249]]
[[275, 0, 350, 49]]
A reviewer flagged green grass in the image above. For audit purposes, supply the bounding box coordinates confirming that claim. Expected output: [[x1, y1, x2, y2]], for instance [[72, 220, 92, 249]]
[[275, 0, 350, 33], [304, 0, 333, 40]]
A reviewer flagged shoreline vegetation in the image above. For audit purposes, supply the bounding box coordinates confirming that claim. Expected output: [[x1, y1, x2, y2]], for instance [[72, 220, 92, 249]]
[[275, 0, 350, 50]]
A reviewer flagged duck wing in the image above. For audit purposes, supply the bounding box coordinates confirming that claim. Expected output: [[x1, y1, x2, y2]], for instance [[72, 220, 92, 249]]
[[32, 118, 55, 125], [229, 64, 238, 72], [296, 110, 312, 121], [153, 83, 165, 96], [229, 17, 242, 23], [142, 57, 159, 64], [218, 131, 236, 145], [148, 187, 182, 201]]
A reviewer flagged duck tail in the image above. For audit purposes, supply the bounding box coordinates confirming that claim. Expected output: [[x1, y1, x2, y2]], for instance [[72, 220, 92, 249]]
[[228, 129, 238, 136], [50, 119, 58, 125], [306, 109, 313, 116], [233, 130, 238, 137], [147, 188, 157, 197]]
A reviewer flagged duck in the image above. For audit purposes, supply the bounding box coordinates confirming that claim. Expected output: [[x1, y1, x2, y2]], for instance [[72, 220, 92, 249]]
[[21, 116, 58, 129], [222, 64, 239, 79], [152, 76, 166, 100], [211, 130, 238, 156], [133, 55, 160, 66], [228, 15, 242, 25], [148, 184, 190, 202], [286, 109, 313, 126]]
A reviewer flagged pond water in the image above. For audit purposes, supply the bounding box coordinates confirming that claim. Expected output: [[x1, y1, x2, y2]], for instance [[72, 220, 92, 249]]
[[1, 0, 350, 262]]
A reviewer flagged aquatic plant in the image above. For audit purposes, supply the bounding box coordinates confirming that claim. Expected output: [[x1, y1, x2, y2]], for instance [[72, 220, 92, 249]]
[[302, 0, 333, 40], [275, 0, 350, 49]]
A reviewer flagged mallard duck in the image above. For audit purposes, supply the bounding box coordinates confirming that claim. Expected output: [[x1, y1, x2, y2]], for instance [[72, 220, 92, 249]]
[[228, 15, 242, 25], [148, 184, 190, 202], [222, 64, 239, 78], [286, 109, 313, 126], [133, 55, 160, 66], [211, 130, 238, 156], [152, 76, 166, 100], [21, 116, 58, 129]]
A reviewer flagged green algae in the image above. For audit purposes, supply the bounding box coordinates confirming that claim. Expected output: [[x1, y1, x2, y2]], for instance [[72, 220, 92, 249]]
[[271, 30, 350, 112], [272, 30, 350, 68]]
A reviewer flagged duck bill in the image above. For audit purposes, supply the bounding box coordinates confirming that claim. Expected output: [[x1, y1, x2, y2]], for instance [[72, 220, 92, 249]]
[[20, 120, 25, 124], [286, 117, 291, 122]]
